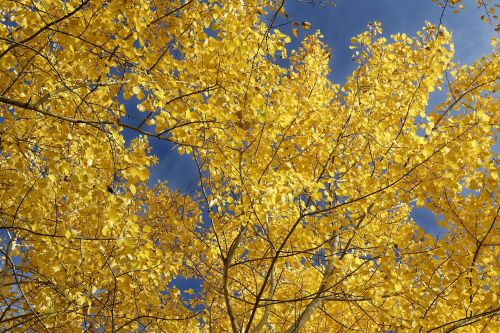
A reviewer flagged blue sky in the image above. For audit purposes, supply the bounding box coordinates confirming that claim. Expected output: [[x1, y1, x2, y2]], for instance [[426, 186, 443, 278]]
[[131, 0, 496, 236], [283, 0, 495, 84]]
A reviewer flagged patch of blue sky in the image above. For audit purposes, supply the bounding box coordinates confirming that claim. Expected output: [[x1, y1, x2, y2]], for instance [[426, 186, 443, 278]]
[[409, 201, 448, 238], [167, 276, 205, 312]]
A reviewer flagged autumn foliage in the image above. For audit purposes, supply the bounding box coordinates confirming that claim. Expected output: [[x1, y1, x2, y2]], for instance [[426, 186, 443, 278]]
[[0, 0, 498, 331]]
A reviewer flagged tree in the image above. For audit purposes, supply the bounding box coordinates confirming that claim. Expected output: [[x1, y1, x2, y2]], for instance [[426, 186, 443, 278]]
[[0, 0, 498, 331]]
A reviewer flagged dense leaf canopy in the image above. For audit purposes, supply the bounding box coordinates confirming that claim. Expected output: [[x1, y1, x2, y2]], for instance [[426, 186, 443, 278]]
[[0, 0, 498, 331]]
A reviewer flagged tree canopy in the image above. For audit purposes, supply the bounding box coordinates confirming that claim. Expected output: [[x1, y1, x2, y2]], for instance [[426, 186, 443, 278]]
[[0, 0, 498, 331]]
